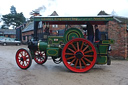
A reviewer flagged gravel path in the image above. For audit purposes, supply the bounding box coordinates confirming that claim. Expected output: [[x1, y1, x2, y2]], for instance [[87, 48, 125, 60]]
[[0, 45, 128, 85]]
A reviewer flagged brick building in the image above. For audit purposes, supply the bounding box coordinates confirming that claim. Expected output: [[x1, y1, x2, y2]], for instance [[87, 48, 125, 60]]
[[98, 19, 128, 59], [21, 11, 65, 43], [97, 11, 128, 59], [22, 22, 34, 43], [19, 10, 128, 59], [0, 29, 16, 38]]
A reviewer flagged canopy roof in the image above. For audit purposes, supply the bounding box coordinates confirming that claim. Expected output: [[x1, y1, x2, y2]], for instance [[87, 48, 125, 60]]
[[34, 16, 114, 25]]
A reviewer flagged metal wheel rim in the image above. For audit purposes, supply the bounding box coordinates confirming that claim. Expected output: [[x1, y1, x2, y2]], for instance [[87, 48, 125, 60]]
[[34, 51, 47, 64], [3, 43, 6, 46], [16, 48, 32, 69], [62, 38, 97, 73]]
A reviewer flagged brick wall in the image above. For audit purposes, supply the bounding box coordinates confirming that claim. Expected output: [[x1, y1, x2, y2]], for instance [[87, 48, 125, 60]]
[[22, 31, 34, 43], [99, 21, 127, 59], [49, 25, 65, 30], [5, 34, 16, 38]]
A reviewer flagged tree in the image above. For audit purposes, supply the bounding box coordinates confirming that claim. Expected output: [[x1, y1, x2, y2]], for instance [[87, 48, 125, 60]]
[[10, 5, 17, 15], [0, 14, 2, 22], [1, 6, 26, 29]]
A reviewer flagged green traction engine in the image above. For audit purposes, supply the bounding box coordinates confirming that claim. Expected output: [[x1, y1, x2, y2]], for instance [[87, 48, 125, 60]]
[[15, 16, 114, 73]]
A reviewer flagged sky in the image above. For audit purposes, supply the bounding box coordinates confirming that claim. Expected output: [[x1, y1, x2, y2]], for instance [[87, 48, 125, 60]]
[[0, 0, 128, 19]]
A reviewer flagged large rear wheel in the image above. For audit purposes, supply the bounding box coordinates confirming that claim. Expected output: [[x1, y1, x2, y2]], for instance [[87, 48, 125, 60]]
[[16, 48, 32, 69], [62, 38, 97, 73]]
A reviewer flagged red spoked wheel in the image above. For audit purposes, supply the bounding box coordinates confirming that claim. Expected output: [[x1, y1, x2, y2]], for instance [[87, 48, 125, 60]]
[[34, 51, 47, 65], [16, 48, 32, 69], [62, 38, 97, 73]]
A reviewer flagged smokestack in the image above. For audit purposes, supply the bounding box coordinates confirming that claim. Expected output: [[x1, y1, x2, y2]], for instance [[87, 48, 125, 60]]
[[30, 5, 46, 16], [30, 11, 41, 16]]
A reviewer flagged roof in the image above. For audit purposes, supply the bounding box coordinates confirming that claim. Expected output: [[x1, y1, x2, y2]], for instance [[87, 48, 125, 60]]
[[34, 16, 114, 25], [22, 22, 34, 32], [98, 10, 109, 15], [97, 11, 128, 24], [50, 11, 58, 16], [16, 24, 26, 29], [22, 21, 43, 33], [0, 29, 16, 35], [22, 11, 59, 33], [113, 16, 128, 24]]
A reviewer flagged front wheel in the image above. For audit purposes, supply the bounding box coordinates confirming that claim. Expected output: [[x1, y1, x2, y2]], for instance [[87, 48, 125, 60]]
[[62, 38, 97, 73], [16, 43, 20, 46], [16, 48, 32, 69], [3, 42, 7, 46], [34, 51, 47, 65]]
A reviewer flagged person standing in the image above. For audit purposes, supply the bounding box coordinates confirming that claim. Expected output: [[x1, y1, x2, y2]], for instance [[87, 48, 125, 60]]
[[95, 25, 101, 42], [83, 22, 94, 43]]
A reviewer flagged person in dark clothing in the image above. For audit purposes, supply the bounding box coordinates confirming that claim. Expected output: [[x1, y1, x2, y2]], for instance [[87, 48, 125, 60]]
[[83, 22, 94, 43], [95, 25, 101, 42]]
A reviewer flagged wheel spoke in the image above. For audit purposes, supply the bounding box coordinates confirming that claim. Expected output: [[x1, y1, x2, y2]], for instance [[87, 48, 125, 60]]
[[40, 58, 43, 61], [26, 61, 29, 64], [81, 58, 88, 67], [84, 50, 93, 54], [80, 41, 84, 50], [42, 52, 45, 55], [25, 53, 28, 56], [24, 61, 27, 65], [83, 45, 89, 52], [20, 61, 22, 65], [71, 43, 77, 51], [79, 60, 82, 69], [66, 56, 75, 60], [20, 53, 23, 57], [69, 58, 76, 65], [84, 55, 93, 57], [38, 59, 40, 62], [22, 62, 25, 66], [19, 60, 22, 64], [74, 59, 79, 68], [68, 48, 75, 53], [26, 57, 29, 59], [65, 53, 74, 55], [77, 42, 79, 51], [22, 51, 25, 56], [18, 56, 20, 59], [35, 52, 39, 55], [41, 56, 45, 60], [84, 57, 92, 63], [25, 59, 28, 62]]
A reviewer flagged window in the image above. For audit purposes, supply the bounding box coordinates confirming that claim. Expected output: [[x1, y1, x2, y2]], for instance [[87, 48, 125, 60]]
[[127, 25, 128, 30], [100, 32, 108, 40], [38, 21, 43, 28], [8, 35, 10, 38], [52, 25, 58, 28], [23, 36, 25, 40]]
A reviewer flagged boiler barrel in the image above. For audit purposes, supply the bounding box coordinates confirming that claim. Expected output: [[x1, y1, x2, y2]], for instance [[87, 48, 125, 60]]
[[38, 41, 48, 51], [28, 41, 47, 51]]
